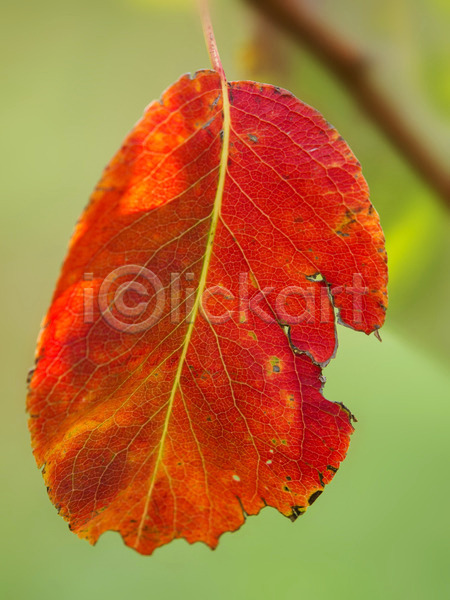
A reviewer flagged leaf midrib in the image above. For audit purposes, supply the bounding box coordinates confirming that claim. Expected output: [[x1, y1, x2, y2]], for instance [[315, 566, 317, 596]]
[[135, 75, 231, 544]]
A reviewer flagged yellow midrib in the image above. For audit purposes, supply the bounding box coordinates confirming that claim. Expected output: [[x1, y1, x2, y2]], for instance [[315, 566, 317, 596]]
[[135, 76, 231, 544]]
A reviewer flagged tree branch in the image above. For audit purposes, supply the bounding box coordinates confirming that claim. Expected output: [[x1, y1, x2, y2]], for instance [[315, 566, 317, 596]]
[[244, 0, 450, 208]]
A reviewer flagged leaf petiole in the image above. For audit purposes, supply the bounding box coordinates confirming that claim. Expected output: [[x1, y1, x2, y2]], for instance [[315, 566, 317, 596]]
[[198, 0, 226, 81]]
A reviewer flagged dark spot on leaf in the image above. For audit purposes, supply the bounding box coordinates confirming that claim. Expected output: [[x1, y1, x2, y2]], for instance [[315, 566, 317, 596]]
[[236, 495, 247, 520], [289, 505, 305, 522], [286, 476, 291, 481], [336, 401, 357, 422], [308, 490, 323, 505], [273, 365, 280, 373], [202, 117, 215, 130], [326, 464, 338, 473], [248, 134, 258, 143], [26, 368, 35, 385], [284, 485, 290, 492]]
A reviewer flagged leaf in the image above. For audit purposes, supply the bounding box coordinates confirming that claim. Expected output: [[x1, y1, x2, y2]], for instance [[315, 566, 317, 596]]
[[27, 68, 387, 555]]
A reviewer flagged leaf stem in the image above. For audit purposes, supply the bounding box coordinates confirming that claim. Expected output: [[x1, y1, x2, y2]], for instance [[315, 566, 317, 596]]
[[198, 0, 226, 80]]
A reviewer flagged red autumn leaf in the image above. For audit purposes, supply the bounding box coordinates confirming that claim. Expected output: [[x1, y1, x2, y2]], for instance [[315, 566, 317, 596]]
[[27, 61, 387, 554]]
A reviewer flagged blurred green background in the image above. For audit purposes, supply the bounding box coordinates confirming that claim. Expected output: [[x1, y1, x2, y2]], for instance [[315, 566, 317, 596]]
[[1, 0, 449, 598]]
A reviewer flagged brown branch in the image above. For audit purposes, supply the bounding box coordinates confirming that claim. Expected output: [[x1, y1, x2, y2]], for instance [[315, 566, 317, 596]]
[[244, 0, 450, 208]]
